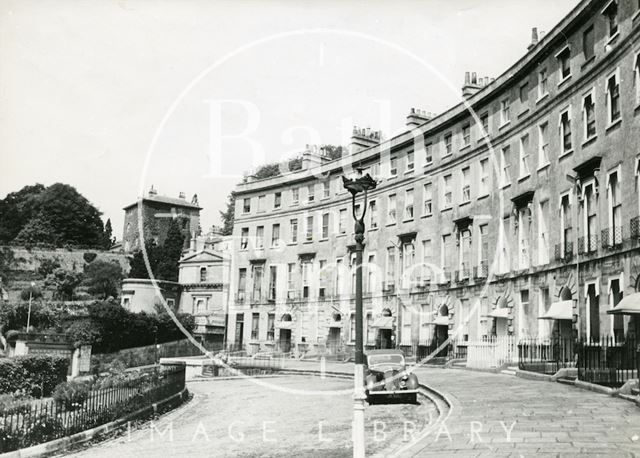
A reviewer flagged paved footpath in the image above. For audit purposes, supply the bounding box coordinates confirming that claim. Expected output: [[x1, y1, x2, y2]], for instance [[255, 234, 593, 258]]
[[282, 360, 640, 457]]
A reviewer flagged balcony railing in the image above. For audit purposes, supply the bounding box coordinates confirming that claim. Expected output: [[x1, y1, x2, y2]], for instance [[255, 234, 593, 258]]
[[554, 242, 574, 262], [578, 235, 598, 254], [601, 226, 623, 249], [236, 291, 246, 303], [631, 216, 640, 239], [454, 268, 471, 282], [473, 262, 488, 279]]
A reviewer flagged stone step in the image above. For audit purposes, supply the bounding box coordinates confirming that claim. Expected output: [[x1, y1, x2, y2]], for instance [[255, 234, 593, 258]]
[[501, 369, 516, 376], [557, 377, 576, 385]]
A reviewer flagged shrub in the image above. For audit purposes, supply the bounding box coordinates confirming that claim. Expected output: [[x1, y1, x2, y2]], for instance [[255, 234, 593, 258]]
[[20, 285, 43, 301], [53, 379, 92, 410], [0, 355, 69, 397], [36, 257, 61, 279], [0, 392, 33, 414], [83, 252, 97, 263]]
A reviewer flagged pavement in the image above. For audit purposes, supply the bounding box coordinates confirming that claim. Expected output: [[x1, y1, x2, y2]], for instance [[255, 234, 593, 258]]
[[63, 359, 640, 457]]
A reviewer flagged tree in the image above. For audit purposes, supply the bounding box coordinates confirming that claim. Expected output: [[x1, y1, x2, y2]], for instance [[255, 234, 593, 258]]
[[156, 220, 184, 282], [128, 239, 160, 279], [103, 218, 115, 249], [3, 183, 106, 248], [45, 268, 83, 300], [0, 247, 16, 287], [219, 192, 235, 236], [84, 260, 124, 299], [36, 256, 61, 279], [0, 184, 45, 244]]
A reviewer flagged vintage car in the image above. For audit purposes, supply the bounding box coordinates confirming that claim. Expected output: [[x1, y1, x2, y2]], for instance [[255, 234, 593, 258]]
[[364, 349, 419, 404]]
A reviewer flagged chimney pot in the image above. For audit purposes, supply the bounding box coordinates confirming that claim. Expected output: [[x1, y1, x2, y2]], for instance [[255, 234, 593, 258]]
[[464, 71, 470, 84]]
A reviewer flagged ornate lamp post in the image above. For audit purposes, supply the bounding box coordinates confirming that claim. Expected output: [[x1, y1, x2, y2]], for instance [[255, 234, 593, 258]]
[[342, 172, 377, 458]]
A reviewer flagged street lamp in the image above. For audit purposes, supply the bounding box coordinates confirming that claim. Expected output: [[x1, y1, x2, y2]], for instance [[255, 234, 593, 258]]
[[342, 171, 377, 458], [26, 281, 35, 333]]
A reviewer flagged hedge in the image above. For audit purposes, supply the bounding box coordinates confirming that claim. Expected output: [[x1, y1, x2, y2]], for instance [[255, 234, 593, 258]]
[[0, 355, 69, 397]]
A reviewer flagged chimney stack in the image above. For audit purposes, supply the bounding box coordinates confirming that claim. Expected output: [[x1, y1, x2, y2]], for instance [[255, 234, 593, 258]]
[[406, 108, 435, 128], [179, 191, 186, 199], [462, 71, 493, 98], [148, 185, 157, 197], [528, 27, 539, 50], [350, 126, 383, 154]]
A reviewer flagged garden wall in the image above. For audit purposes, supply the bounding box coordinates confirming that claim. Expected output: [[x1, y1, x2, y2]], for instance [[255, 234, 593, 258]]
[[91, 339, 222, 370]]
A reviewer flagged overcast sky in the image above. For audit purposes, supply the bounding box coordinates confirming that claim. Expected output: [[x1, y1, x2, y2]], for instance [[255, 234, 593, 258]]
[[0, 0, 579, 239]]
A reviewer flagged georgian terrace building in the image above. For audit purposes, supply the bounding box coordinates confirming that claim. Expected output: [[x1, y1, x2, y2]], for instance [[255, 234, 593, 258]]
[[227, 0, 640, 357]]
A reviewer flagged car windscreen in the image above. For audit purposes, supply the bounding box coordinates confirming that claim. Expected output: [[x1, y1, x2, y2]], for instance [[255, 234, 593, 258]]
[[367, 354, 404, 366]]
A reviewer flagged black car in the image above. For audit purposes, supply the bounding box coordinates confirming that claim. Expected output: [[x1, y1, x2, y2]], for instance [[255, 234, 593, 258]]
[[364, 349, 419, 404]]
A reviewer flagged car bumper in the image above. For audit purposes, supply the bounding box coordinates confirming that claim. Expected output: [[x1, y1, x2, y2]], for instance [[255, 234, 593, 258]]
[[367, 389, 419, 397]]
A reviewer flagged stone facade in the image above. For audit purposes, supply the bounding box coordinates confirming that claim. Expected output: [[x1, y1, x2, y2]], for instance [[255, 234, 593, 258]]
[[227, 0, 640, 356], [122, 186, 201, 253]]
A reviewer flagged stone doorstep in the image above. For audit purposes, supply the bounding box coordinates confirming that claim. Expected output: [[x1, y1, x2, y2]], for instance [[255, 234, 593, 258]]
[[0, 388, 190, 458]]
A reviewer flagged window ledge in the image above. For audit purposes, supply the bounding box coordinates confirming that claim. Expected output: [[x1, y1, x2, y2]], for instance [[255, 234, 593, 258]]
[[420, 213, 433, 219], [536, 93, 549, 104], [320, 197, 330, 201], [441, 153, 453, 160], [459, 200, 471, 207], [319, 238, 329, 242], [518, 108, 529, 119], [605, 32, 620, 50], [606, 117, 622, 132], [537, 162, 551, 172], [558, 149, 574, 160], [499, 120, 511, 130], [273, 207, 281, 211], [291, 203, 299, 207], [500, 182, 511, 190], [368, 226, 379, 231], [336, 233, 346, 238], [402, 218, 415, 223], [477, 193, 490, 200], [460, 144, 471, 152], [582, 135, 597, 148], [303, 240, 313, 244], [387, 175, 398, 181], [441, 206, 453, 212], [423, 161, 434, 168], [286, 242, 297, 246], [404, 169, 415, 175], [581, 55, 595, 71], [386, 222, 397, 227], [518, 173, 531, 182], [557, 74, 572, 88]]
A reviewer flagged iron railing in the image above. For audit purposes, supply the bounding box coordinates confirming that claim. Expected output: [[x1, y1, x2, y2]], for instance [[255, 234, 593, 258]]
[[518, 337, 576, 374], [601, 227, 623, 249], [630, 216, 640, 239], [577, 336, 638, 388], [554, 242, 574, 262], [473, 262, 488, 279], [577, 235, 598, 254], [0, 365, 186, 453]]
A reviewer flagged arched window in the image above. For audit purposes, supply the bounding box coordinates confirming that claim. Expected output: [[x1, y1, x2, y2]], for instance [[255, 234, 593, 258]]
[[199, 267, 207, 283]]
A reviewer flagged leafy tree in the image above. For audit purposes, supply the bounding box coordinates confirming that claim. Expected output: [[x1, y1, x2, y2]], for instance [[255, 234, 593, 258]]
[[84, 260, 123, 299], [156, 220, 184, 282], [0, 184, 45, 244], [36, 257, 61, 279], [128, 239, 160, 279], [13, 216, 58, 246], [20, 285, 43, 301], [219, 192, 236, 236], [45, 268, 83, 300], [103, 218, 115, 249], [0, 247, 16, 287], [0, 301, 59, 335], [321, 144, 346, 160]]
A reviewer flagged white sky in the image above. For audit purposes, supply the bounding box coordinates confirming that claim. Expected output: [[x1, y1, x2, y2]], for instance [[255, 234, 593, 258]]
[[0, 0, 579, 239]]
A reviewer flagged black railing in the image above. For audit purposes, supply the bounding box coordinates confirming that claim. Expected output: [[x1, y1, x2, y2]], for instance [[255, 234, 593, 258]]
[[0, 365, 186, 453], [473, 263, 488, 279], [518, 338, 576, 374], [554, 242, 574, 262], [578, 235, 598, 254], [601, 227, 623, 249], [577, 336, 638, 388], [631, 216, 640, 239]]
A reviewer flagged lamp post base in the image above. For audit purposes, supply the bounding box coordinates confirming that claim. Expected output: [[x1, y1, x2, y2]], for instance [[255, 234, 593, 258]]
[[353, 363, 366, 458]]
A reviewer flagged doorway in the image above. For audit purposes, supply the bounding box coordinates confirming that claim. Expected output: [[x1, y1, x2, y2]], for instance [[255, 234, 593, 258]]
[[327, 327, 341, 353], [234, 313, 244, 349], [279, 329, 291, 353], [587, 283, 599, 341]]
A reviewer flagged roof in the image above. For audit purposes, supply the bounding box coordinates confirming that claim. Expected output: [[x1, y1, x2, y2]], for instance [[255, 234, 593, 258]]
[[123, 195, 202, 211], [180, 250, 225, 264]]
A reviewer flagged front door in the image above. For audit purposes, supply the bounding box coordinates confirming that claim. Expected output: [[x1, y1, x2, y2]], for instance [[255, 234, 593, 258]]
[[234, 321, 244, 349], [435, 325, 448, 357], [279, 329, 291, 353], [328, 328, 341, 354], [377, 329, 392, 349]]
